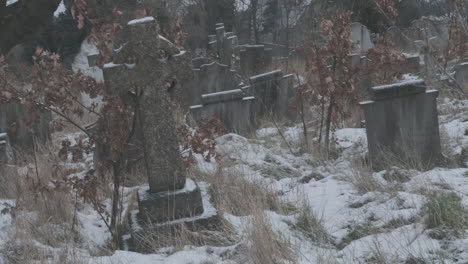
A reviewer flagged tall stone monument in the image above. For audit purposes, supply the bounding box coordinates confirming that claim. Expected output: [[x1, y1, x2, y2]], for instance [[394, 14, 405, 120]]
[[102, 17, 214, 252], [360, 80, 441, 170]]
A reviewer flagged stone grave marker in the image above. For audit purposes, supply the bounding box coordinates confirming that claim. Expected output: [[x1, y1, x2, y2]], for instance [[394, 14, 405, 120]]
[[207, 23, 238, 67], [455, 62, 468, 92], [191, 62, 240, 105], [0, 133, 9, 167], [239, 45, 273, 77], [360, 80, 441, 170], [350, 22, 374, 55], [101, 17, 216, 252], [190, 89, 256, 134]]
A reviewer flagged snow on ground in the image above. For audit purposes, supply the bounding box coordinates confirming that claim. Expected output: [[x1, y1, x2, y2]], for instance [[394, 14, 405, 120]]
[[1, 98, 468, 263], [72, 40, 104, 111]]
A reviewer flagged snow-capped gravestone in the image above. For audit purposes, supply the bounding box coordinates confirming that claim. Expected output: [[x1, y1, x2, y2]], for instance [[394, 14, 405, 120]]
[[350, 23, 374, 55], [239, 45, 273, 77], [190, 89, 256, 134], [190, 69, 296, 134], [101, 17, 208, 251], [245, 70, 295, 120], [208, 23, 238, 67], [190, 62, 240, 105], [360, 80, 441, 170]]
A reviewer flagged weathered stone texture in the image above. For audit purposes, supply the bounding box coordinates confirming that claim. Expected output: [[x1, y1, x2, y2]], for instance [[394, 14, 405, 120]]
[[360, 80, 441, 170]]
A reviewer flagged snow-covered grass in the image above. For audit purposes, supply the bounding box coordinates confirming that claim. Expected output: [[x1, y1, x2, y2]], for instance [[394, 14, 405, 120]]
[[1, 98, 468, 263]]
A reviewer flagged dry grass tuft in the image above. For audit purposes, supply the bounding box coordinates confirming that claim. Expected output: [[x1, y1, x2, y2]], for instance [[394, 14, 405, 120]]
[[247, 209, 297, 264]]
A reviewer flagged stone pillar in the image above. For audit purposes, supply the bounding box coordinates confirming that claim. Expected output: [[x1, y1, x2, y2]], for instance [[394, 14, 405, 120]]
[[360, 80, 441, 170]]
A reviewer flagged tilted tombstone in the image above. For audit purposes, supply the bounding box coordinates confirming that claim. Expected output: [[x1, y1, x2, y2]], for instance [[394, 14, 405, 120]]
[[360, 80, 441, 170], [192, 57, 212, 70], [190, 62, 240, 105], [190, 89, 256, 134], [102, 17, 211, 251], [239, 45, 273, 77], [350, 23, 374, 55], [244, 70, 295, 121], [455, 62, 468, 92]]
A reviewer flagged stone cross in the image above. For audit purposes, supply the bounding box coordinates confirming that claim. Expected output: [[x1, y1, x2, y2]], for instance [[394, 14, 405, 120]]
[[208, 23, 238, 67], [360, 80, 441, 170], [103, 17, 191, 193]]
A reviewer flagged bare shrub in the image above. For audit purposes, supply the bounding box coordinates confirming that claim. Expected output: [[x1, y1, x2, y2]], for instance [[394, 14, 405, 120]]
[[210, 167, 294, 216]]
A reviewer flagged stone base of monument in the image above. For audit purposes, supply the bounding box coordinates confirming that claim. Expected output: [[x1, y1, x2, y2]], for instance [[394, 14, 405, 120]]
[[123, 180, 225, 253], [137, 179, 204, 224]]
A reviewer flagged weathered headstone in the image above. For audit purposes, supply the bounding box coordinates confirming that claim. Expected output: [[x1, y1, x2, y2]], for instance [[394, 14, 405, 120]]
[[207, 23, 238, 67], [350, 23, 374, 55], [102, 17, 213, 251], [190, 62, 241, 105], [401, 55, 421, 74], [192, 57, 212, 70], [243, 70, 295, 121], [386, 26, 417, 53], [455, 62, 468, 92], [190, 89, 256, 134], [0, 133, 9, 167], [239, 45, 273, 77], [360, 80, 441, 170]]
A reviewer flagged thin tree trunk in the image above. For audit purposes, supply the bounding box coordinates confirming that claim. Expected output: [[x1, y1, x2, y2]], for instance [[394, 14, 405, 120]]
[[325, 96, 334, 154], [318, 97, 325, 143], [299, 90, 308, 149], [110, 162, 121, 237], [251, 0, 259, 44]]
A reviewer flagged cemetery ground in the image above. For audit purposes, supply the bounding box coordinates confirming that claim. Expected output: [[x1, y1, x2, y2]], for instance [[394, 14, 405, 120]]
[[1, 94, 468, 263]]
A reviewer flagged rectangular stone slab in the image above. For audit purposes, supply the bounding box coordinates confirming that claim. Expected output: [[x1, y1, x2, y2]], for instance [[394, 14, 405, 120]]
[[201, 89, 245, 105], [372, 80, 425, 101], [137, 179, 204, 224], [360, 88, 441, 170]]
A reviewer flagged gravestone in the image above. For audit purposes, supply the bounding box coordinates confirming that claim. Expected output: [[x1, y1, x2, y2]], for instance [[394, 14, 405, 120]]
[[190, 89, 256, 134], [401, 55, 421, 74], [190, 62, 241, 105], [207, 23, 238, 67], [386, 26, 417, 53], [244, 70, 295, 121], [102, 17, 214, 251], [360, 80, 441, 170], [0, 133, 9, 167], [0, 101, 51, 151], [350, 23, 374, 55], [455, 62, 468, 92], [239, 45, 273, 77], [192, 57, 212, 70]]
